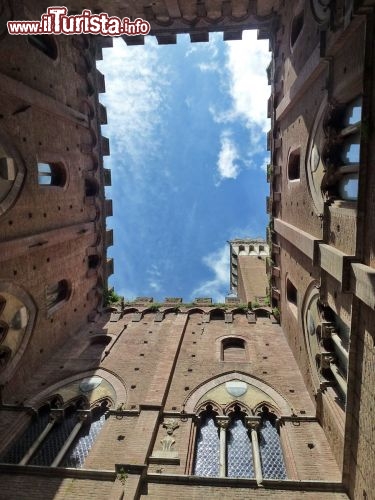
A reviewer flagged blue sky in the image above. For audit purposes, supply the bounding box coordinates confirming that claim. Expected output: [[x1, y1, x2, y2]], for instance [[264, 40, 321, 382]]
[[98, 31, 270, 302]]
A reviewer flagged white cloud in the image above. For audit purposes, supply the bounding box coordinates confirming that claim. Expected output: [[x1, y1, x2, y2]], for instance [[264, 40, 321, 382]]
[[191, 245, 229, 302], [197, 61, 220, 72], [97, 38, 171, 180], [225, 31, 271, 133], [216, 132, 240, 182], [147, 264, 162, 293]]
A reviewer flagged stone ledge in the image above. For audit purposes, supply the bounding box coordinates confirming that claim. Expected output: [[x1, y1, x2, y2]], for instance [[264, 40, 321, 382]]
[[0, 464, 115, 481], [146, 473, 345, 492], [274, 218, 322, 263]]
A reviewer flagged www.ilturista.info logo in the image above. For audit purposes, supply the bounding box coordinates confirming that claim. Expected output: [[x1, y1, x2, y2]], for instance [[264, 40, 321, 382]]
[[7, 7, 151, 36]]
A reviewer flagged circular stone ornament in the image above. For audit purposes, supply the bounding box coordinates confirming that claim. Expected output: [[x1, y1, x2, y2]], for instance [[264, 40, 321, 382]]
[[79, 376, 103, 393], [225, 380, 248, 397]]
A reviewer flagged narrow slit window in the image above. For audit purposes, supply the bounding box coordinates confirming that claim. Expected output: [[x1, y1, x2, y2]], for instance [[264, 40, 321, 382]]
[[288, 148, 300, 180], [290, 11, 304, 47], [286, 279, 297, 306]]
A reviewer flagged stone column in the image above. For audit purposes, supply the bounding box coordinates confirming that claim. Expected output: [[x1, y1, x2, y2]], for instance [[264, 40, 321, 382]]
[[246, 417, 262, 485], [216, 416, 229, 478]]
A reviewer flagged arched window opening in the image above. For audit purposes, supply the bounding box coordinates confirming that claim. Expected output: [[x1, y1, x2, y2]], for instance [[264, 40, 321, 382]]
[[46, 279, 71, 311], [193, 402, 287, 480], [338, 174, 358, 201], [259, 408, 286, 479], [83, 336, 111, 360], [1, 396, 109, 468], [238, 245, 246, 254], [222, 338, 246, 362], [28, 35, 58, 60], [210, 309, 225, 320], [38, 162, 66, 187], [194, 407, 220, 477], [290, 11, 304, 47], [85, 178, 99, 197], [227, 408, 254, 478], [288, 148, 300, 180]]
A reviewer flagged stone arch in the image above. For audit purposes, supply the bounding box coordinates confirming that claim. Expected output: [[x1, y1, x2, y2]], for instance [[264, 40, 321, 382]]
[[186, 308, 205, 315], [224, 400, 253, 416], [26, 368, 127, 410], [195, 400, 223, 417], [184, 371, 291, 416]]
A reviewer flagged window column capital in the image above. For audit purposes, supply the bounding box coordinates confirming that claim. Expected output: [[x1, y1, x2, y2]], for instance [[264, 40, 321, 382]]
[[215, 416, 230, 429], [245, 416, 261, 431]]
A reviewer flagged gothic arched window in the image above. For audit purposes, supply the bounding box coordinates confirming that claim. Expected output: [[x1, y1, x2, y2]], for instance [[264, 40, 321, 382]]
[[227, 409, 254, 478], [0, 399, 110, 468], [194, 407, 220, 477], [259, 409, 287, 479], [193, 404, 286, 480]]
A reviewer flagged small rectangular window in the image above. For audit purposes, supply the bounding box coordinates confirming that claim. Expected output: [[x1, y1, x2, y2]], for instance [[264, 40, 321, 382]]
[[38, 162, 66, 187], [288, 148, 300, 181]]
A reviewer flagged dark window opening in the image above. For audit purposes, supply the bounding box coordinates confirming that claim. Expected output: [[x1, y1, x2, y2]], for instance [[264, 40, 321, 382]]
[[0, 321, 8, 343], [286, 279, 297, 306], [88, 254, 100, 269], [211, 309, 225, 320], [290, 11, 304, 47], [223, 338, 246, 362], [0, 295, 5, 315], [288, 148, 300, 180], [0, 346, 11, 369], [85, 178, 99, 197], [46, 279, 71, 310], [38, 163, 66, 187], [28, 35, 58, 60]]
